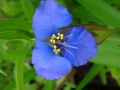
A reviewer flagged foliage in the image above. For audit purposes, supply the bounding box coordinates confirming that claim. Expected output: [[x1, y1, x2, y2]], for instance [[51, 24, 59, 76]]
[[0, 0, 120, 90]]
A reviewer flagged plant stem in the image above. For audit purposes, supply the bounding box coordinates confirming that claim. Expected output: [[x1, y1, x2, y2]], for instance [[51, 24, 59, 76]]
[[16, 58, 24, 90], [15, 40, 27, 90]]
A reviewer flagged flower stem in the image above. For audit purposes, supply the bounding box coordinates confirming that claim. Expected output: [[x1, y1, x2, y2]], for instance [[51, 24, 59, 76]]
[[16, 57, 24, 90], [15, 40, 28, 90]]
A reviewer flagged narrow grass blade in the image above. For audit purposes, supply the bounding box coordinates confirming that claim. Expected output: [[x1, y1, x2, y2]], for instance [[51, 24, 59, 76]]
[[15, 40, 28, 90], [0, 69, 8, 76], [20, 0, 35, 20], [91, 38, 120, 68], [43, 80, 55, 90], [77, 0, 120, 28], [76, 64, 104, 90], [0, 19, 32, 31]]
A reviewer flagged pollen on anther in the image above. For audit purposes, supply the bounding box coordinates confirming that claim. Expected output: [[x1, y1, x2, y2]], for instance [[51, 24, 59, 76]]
[[53, 48, 61, 54], [50, 33, 64, 54], [52, 34, 56, 38], [53, 45, 57, 49], [60, 34, 64, 39]]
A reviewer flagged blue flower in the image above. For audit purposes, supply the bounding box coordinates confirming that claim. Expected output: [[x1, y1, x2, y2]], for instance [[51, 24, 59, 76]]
[[32, 0, 97, 80]]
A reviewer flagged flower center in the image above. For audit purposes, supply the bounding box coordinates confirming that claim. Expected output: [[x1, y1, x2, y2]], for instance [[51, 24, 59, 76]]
[[50, 33, 64, 54]]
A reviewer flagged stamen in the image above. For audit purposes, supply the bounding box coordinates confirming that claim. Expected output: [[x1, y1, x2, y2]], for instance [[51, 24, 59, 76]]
[[53, 45, 57, 49], [53, 48, 61, 54], [56, 36, 60, 39], [58, 33, 60, 35], [52, 34, 56, 38], [50, 33, 64, 54]]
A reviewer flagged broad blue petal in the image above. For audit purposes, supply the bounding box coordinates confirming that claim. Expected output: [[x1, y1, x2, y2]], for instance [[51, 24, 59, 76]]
[[32, 0, 72, 40], [63, 27, 97, 66], [32, 41, 72, 80]]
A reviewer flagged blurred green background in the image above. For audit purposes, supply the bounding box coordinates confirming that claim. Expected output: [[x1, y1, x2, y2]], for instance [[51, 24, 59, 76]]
[[0, 0, 120, 90]]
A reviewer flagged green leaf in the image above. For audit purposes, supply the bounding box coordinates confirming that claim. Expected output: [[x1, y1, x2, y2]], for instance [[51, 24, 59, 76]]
[[0, 31, 33, 39], [0, 19, 32, 31], [3, 81, 15, 90], [15, 40, 28, 90], [1, 0, 22, 17], [0, 69, 8, 76], [5, 40, 29, 61], [43, 80, 55, 90], [0, 19, 33, 39], [4, 69, 36, 90], [99, 68, 107, 85], [20, 0, 35, 20], [64, 82, 76, 90], [65, 1, 102, 24], [91, 38, 120, 68], [108, 67, 120, 86], [76, 64, 104, 90], [72, 6, 102, 24], [77, 0, 120, 28], [23, 69, 36, 84], [0, 40, 7, 60], [24, 84, 37, 90], [105, 0, 120, 4]]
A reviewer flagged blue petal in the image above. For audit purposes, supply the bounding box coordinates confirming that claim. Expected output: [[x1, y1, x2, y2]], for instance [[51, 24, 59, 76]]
[[32, 0, 72, 40], [32, 41, 71, 80], [63, 27, 97, 66]]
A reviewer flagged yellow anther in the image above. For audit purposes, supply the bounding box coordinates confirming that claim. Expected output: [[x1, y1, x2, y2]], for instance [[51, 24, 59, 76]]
[[53, 45, 57, 49], [52, 40, 56, 44], [56, 49, 60, 52], [53, 48, 60, 54], [50, 39, 53, 43], [54, 51, 59, 54], [50, 33, 64, 54], [50, 37, 56, 44], [58, 33, 60, 35], [60, 34, 64, 39], [56, 36, 60, 39], [53, 49, 56, 52], [52, 34, 56, 38]]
